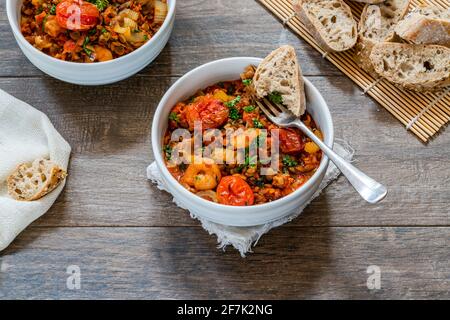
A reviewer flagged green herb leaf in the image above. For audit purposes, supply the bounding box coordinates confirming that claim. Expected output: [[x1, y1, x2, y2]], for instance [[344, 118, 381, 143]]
[[87, 0, 109, 11], [169, 112, 180, 122], [243, 105, 255, 113], [101, 28, 108, 34], [229, 107, 241, 120], [163, 145, 173, 160], [82, 36, 92, 56], [282, 155, 298, 167], [225, 95, 241, 108], [225, 96, 242, 120], [42, 14, 48, 32], [49, 4, 56, 15], [252, 118, 264, 129], [242, 79, 252, 86], [268, 91, 283, 104]]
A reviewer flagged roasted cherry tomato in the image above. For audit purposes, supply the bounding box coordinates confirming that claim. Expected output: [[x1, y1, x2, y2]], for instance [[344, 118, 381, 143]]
[[278, 128, 304, 154], [56, 0, 100, 31], [185, 95, 229, 131], [217, 176, 255, 206]]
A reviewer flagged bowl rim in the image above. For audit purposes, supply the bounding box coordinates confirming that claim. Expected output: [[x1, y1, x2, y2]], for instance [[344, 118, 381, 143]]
[[6, 0, 176, 67], [151, 57, 334, 213]]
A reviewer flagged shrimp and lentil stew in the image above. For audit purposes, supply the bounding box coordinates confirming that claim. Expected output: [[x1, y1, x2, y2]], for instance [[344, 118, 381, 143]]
[[20, 0, 168, 62], [163, 66, 324, 206]]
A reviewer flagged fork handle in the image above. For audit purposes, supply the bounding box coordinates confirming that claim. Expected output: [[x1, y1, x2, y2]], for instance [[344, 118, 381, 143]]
[[293, 120, 387, 204]]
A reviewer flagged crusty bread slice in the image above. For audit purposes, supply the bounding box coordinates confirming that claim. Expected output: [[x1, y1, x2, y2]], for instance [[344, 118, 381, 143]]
[[356, 0, 411, 74], [370, 43, 450, 91], [7, 158, 67, 201], [293, 0, 357, 52], [395, 5, 450, 47], [253, 45, 306, 116]]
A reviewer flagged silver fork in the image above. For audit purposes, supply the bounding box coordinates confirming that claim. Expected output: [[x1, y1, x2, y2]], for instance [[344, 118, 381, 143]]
[[254, 97, 387, 204]]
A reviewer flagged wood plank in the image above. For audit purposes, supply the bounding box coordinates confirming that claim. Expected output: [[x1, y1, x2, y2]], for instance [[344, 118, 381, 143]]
[[0, 0, 342, 77], [0, 76, 449, 227], [0, 227, 448, 299]]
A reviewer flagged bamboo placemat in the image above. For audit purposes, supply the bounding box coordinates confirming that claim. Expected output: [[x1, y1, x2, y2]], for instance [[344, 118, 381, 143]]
[[257, 0, 450, 142]]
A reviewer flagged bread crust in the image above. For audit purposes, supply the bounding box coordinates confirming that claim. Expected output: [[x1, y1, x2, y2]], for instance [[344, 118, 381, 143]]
[[370, 43, 450, 91], [253, 45, 306, 116], [395, 6, 450, 47], [7, 158, 67, 201], [293, 0, 357, 52], [356, 0, 411, 74]]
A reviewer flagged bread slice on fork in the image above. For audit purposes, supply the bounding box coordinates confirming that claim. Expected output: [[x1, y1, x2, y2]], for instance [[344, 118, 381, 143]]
[[7, 158, 67, 201], [253, 45, 306, 116]]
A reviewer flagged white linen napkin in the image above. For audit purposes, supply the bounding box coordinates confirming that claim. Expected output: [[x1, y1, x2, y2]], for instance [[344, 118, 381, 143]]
[[147, 140, 354, 256], [0, 89, 71, 251]]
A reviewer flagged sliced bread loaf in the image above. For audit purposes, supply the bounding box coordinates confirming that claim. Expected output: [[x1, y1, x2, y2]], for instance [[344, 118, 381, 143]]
[[293, 0, 357, 52], [253, 45, 306, 116], [7, 158, 67, 201], [355, 0, 411, 74], [370, 43, 450, 91], [395, 5, 450, 47]]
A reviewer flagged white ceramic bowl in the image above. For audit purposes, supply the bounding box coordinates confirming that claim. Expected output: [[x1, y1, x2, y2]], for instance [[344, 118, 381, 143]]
[[6, 0, 176, 85], [152, 57, 334, 226]]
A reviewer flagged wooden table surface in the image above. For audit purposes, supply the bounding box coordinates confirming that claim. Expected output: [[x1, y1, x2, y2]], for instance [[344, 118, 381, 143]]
[[1, 0, 449, 300]]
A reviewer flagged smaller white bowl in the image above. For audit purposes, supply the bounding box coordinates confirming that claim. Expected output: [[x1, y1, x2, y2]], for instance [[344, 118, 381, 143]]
[[6, 0, 176, 85], [152, 57, 334, 227]]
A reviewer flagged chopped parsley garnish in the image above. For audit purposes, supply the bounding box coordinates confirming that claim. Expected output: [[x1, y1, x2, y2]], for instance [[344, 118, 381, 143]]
[[169, 112, 180, 122], [229, 107, 241, 120], [282, 155, 298, 167], [268, 91, 283, 104], [87, 0, 109, 11], [225, 96, 241, 120], [243, 105, 255, 113], [225, 95, 241, 108], [49, 4, 56, 15], [82, 37, 92, 56], [143, 34, 148, 41], [163, 145, 173, 160], [242, 79, 252, 86], [42, 14, 48, 32], [88, 28, 97, 36], [101, 28, 108, 34], [252, 118, 264, 129]]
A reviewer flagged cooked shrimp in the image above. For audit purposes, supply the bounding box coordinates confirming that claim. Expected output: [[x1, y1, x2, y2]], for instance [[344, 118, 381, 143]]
[[181, 159, 222, 191]]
